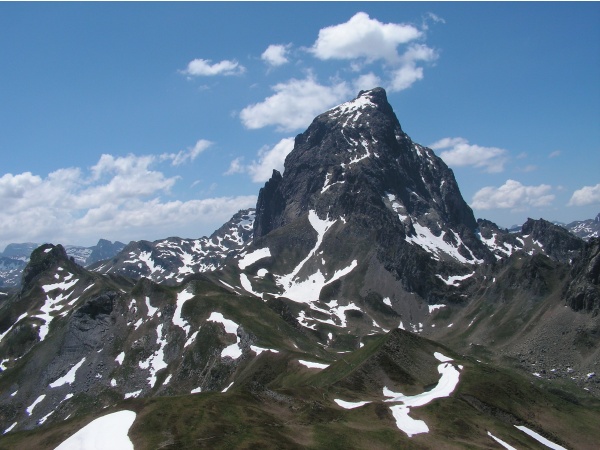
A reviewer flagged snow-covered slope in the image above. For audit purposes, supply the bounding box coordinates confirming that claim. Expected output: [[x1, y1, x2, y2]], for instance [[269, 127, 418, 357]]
[[90, 209, 255, 284]]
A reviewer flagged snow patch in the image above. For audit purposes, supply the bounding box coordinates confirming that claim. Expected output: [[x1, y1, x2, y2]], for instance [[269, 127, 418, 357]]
[[515, 425, 566, 450], [298, 359, 329, 369], [271, 210, 359, 303], [436, 272, 474, 286], [173, 287, 194, 336], [124, 390, 142, 399], [55, 410, 136, 450], [487, 431, 517, 450], [334, 399, 371, 409], [382, 353, 461, 437], [26, 394, 46, 415], [208, 312, 243, 360], [145, 296, 158, 316], [138, 323, 169, 387], [49, 357, 86, 388], [406, 223, 483, 264], [238, 247, 271, 270], [250, 345, 279, 355], [428, 304, 446, 313], [3, 422, 17, 434]]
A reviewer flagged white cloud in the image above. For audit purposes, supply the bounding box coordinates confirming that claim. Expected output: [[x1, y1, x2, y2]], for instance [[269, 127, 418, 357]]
[[261, 44, 290, 67], [239, 76, 351, 131], [161, 139, 212, 166], [225, 138, 295, 183], [353, 72, 382, 92], [430, 137, 508, 173], [308, 13, 438, 93], [240, 13, 440, 132], [248, 138, 295, 182], [548, 150, 561, 158], [0, 154, 256, 249], [386, 43, 438, 92], [471, 180, 555, 211], [568, 183, 600, 206], [423, 12, 446, 27], [310, 12, 421, 63], [181, 58, 245, 76], [224, 157, 245, 176]]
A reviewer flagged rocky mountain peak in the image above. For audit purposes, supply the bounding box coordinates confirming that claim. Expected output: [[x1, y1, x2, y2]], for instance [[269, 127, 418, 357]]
[[253, 88, 486, 263], [20, 244, 75, 293], [521, 217, 585, 262]]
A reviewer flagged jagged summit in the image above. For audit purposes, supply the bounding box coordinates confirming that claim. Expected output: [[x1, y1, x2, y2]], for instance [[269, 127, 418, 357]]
[[254, 88, 486, 266]]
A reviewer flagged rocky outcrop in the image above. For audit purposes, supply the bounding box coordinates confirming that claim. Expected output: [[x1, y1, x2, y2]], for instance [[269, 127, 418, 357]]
[[86, 239, 126, 266], [521, 218, 585, 263], [565, 238, 600, 314]]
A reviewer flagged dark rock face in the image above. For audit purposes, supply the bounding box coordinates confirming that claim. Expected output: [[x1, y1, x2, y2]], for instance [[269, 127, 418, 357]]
[[86, 239, 126, 266], [251, 88, 491, 303], [521, 218, 585, 263], [565, 238, 600, 314], [255, 88, 480, 243], [20, 244, 70, 292], [254, 170, 284, 239]]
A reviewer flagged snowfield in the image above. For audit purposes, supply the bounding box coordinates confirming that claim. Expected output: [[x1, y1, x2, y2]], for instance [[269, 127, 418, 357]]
[[384, 352, 461, 436], [55, 410, 136, 450]]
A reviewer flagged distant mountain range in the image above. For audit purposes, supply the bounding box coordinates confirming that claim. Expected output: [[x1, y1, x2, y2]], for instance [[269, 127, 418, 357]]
[[0, 239, 125, 287], [0, 88, 598, 449]]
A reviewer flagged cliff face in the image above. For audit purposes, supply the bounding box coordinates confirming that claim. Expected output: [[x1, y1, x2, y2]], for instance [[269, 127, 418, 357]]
[[251, 88, 491, 306], [565, 238, 600, 314]]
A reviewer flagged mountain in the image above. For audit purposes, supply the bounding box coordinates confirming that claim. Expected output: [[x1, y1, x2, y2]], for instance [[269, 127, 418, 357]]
[[564, 213, 600, 241], [0, 259, 26, 288], [507, 212, 600, 242], [0, 240, 125, 288], [0, 88, 598, 449], [89, 209, 255, 284]]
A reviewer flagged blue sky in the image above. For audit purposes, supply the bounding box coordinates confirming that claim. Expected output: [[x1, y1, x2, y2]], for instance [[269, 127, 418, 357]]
[[1, 2, 599, 249]]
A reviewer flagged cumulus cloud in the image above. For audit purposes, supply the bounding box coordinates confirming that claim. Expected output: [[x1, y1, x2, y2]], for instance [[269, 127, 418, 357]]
[[471, 180, 555, 211], [388, 43, 438, 92], [430, 137, 508, 173], [568, 183, 600, 206], [310, 12, 421, 63], [247, 138, 295, 182], [308, 12, 438, 93], [225, 138, 295, 183], [240, 13, 440, 132], [261, 44, 290, 67], [0, 154, 256, 249], [353, 72, 382, 92], [181, 58, 245, 76], [161, 139, 212, 166], [239, 76, 351, 131]]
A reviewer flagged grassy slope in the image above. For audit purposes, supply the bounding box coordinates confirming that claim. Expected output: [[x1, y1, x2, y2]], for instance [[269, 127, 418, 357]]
[[3, 328, 599, 450]]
